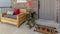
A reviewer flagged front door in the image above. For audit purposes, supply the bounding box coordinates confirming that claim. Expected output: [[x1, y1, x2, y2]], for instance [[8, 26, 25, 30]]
[[39, 0, 58, 21]]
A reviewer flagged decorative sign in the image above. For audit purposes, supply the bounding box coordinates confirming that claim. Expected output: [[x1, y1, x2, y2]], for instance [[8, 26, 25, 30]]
[[17, 0, 27, 3]]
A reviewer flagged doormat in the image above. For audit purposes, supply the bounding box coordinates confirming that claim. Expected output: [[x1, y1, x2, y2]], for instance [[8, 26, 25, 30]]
[[34, 24, 58, 34]]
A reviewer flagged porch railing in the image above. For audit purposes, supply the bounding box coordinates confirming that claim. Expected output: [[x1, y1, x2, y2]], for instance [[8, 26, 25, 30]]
[[0, 7, 12, 13]]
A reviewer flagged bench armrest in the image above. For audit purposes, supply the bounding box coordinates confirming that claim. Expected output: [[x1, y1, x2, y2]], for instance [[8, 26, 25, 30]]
[[2, 12, 7, 17], [17, 13, 26, 22]]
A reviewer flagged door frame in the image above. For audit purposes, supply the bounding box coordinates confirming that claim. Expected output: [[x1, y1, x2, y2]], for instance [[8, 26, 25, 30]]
[[54, 0, 58, 22]]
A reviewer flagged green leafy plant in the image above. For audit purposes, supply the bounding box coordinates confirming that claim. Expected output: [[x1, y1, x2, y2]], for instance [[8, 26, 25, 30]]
[[26, 10, 35, 28]]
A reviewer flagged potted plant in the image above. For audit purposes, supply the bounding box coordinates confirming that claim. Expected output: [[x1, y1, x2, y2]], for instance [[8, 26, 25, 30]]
[[26, 10, 35, 29]]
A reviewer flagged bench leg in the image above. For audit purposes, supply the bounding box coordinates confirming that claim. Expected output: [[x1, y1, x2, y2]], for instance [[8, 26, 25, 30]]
[[17, 24, 20, 28]]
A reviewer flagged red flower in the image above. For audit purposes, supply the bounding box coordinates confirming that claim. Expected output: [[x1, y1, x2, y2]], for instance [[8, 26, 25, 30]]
[[26, 1, 32, 7]]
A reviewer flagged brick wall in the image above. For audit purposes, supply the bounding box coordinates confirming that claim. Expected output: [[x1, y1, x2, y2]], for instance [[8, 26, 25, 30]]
[[12, 0, 38, 19]]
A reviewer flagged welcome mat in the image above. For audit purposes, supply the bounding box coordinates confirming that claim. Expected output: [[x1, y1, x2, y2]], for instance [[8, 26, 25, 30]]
[[34, 24, 58, 34]]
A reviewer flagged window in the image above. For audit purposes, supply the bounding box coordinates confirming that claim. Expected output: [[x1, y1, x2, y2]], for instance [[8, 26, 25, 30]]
[[17, 0, 27, 3]]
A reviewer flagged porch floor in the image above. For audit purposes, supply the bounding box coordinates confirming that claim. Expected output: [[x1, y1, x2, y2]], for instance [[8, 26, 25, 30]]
[[0, 19, 59, 34]]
